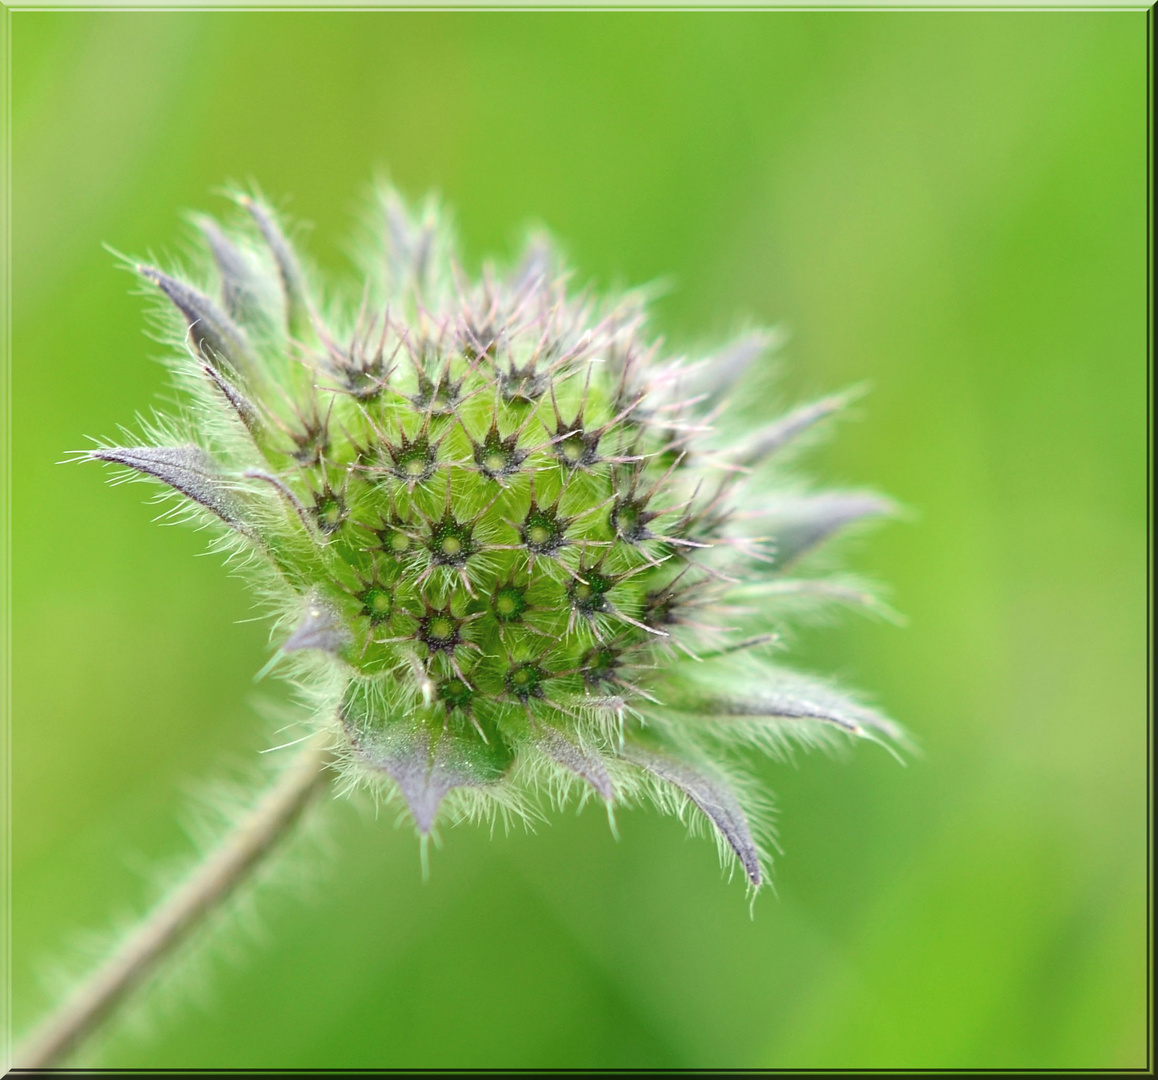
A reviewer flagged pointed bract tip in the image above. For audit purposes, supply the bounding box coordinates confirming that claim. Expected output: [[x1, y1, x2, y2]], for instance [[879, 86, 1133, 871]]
[[537, 728, 615, 802], [135, 264, 255, 374], [89, 444, 258, 541], [623, 745, 763, 887]]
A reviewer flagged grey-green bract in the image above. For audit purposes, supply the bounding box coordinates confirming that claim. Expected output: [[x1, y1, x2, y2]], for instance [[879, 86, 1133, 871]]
[[89, 186, 904, 889]]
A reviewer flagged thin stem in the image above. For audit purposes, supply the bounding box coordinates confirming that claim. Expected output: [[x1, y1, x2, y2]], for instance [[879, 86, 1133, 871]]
[[15, 732, 332, 1069]]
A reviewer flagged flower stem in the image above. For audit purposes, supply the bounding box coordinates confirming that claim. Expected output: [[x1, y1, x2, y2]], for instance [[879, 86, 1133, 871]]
[[15, 732, 332, 1069]]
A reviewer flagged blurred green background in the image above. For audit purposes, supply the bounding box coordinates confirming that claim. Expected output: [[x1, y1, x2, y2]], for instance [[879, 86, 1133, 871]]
[[8, 10, 1148, 1069]]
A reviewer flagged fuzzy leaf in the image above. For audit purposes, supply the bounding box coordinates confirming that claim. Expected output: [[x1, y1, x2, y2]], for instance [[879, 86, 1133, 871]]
[[735, 387, 862, 466], [734, 577, 901, 622], [201, 363, 263, 436], [196, 216, 263, 323], [621, 745, 762, 886], [90, 445, 258, 540], [536, 728, 614, 801], [757, 492, 894, 568], [238, 196, 311, 339], [696, 328, 783, 410], [282, 594, 350, 655], [137, 265, 255, 375], [380, 188, 448, 301], [692, 692, 899, 740], [345, 717, 513, 833], [508, 233, 557, 295], [671, 663, 906, 753]]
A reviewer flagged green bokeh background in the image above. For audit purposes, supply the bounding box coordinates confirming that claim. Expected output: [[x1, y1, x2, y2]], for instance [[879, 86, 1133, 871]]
[[7, 9, 1148, 1069]]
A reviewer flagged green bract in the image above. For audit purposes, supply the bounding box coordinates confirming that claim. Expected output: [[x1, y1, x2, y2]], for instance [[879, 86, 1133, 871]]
[[90, 187, 904, 889]]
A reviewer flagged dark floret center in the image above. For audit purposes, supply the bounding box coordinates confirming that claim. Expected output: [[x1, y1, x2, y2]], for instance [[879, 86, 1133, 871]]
[[418, 608, 464, 653], [610, 498, 654, 543], [644, 588, 679, 628], [386, 435, 437, 483], [292, 423, 329, 466], [568, 571, 614, 614], [376, 521, 414, 558], [463, 323, 497, 362], [520, 507, 567, 555], [505, 661, 548, 700], [491, 583, 529, 622], [474, 429, 527, 480], [438, 677, 474, 712], [427, 516, 476, 567], [312, 491, 347, 534], [499, 362, 547, 403], [341, 354, 386, 400], [358, 586, 394, 625], [412, 374, 461, 415], [581, 645, 621, 688], [554, 427, 600, 469]]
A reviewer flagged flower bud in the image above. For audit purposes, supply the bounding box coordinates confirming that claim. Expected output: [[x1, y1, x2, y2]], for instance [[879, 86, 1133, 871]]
[[89, 185, 904, 889]]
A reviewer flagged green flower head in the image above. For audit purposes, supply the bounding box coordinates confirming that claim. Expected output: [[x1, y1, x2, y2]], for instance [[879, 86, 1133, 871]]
[[89, 186, 904, 890]]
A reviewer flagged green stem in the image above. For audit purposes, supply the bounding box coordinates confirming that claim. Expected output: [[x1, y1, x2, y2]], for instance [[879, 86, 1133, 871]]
[[15, 733, 332, 1069]]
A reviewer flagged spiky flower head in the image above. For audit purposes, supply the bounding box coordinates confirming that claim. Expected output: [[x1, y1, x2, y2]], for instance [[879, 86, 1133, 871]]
[[88, 186, 903, 890]]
